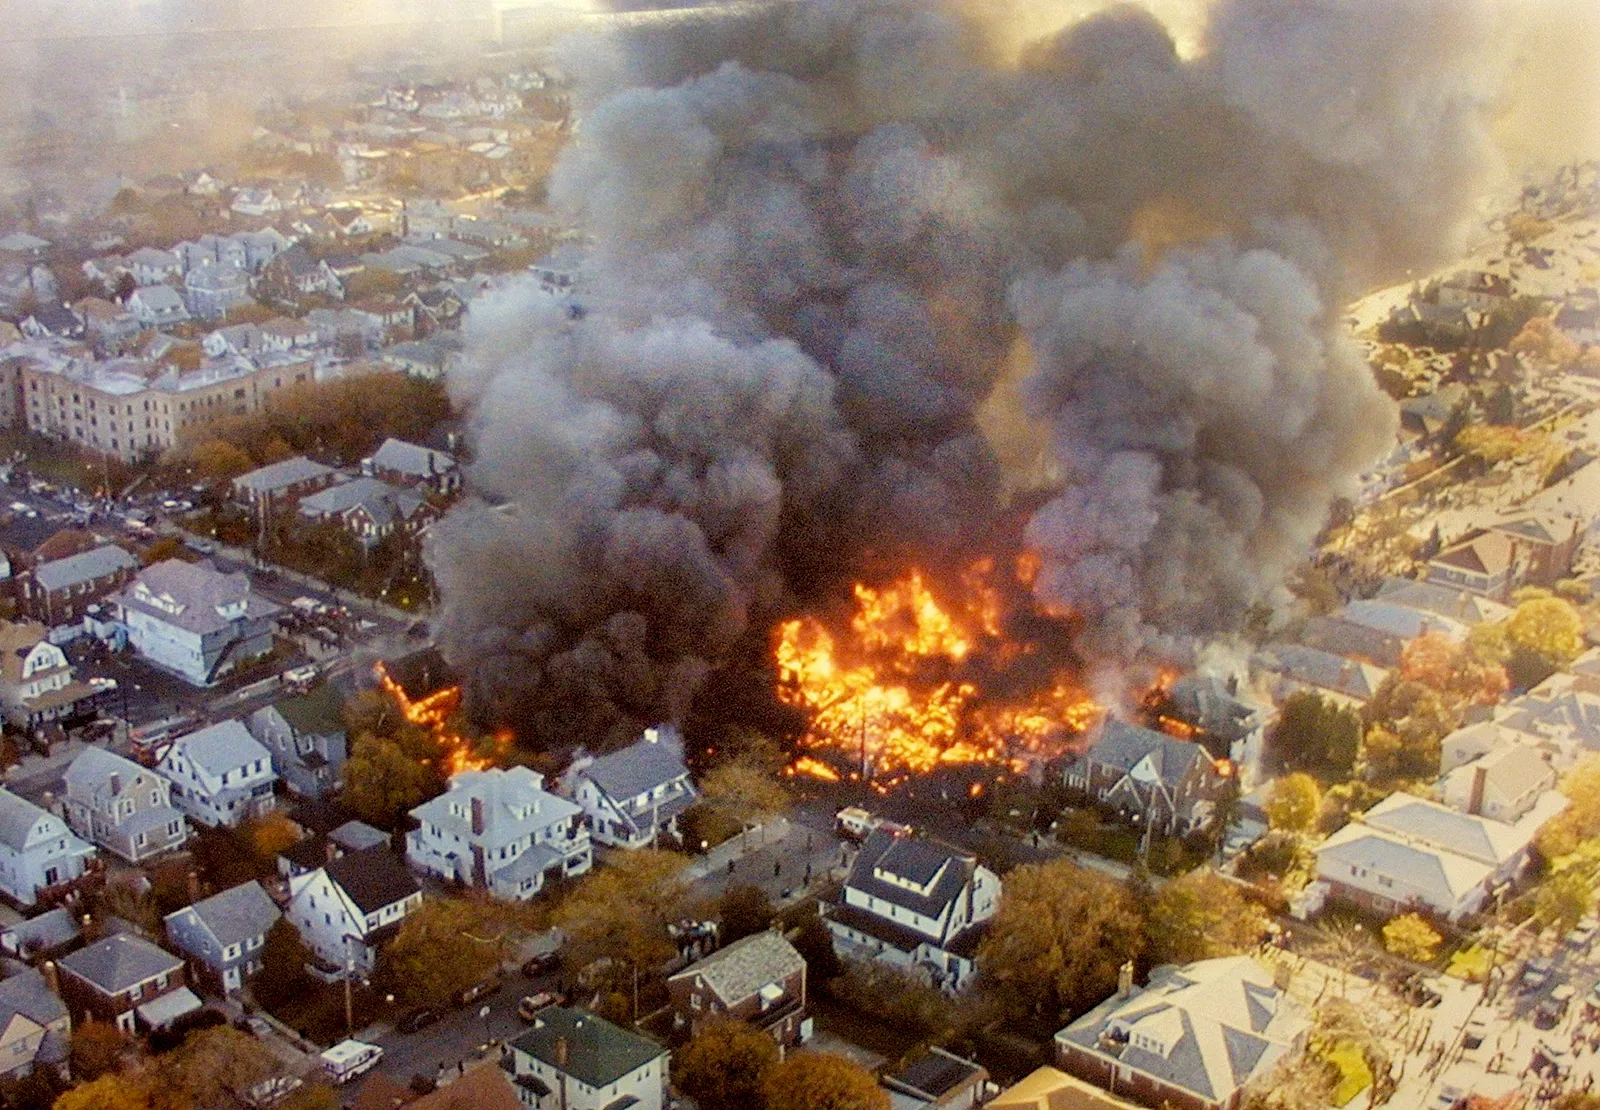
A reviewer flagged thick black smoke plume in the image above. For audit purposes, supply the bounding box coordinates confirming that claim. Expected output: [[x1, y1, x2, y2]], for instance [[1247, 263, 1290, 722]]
[[429, 0, 1499, 747]]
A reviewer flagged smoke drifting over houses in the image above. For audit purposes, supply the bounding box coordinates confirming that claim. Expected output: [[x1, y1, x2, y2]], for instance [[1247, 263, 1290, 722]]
[[429, 0, 1503, 746]]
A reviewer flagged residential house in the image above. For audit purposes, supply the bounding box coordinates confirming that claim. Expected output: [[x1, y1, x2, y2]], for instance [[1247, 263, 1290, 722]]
[[125, 247, 182, 286], [1438, 745, 1557, 824], [184, 261, 251, 320], [18, 544, 138, 633], [349, 298, 413, 342], [364, 437, 460, 496], [0, 620, 104, 732], [277, 818, 388, 880], [502, 1007, 668, 1110], [0, 968, 71, 1082], [125, 285, 190, 329], [258, 316, 322, 353], [1438, 270, 1512, 312], [1427, 532, 1518, 601], [1063, 720, 1231, 836], [298, 477, 433, 547], [62, 747, 189, 863], [0, 789, 96, 909], [1151, 674, 1265, 782], [406, 767, 591, 901], [987, 1067, 1138, 1110], [55, 932, 201, 1035], [248, 684, 348, 799], [232, 455, 339, 511], [1373, 579, 1512, 627], [1313, 790, 1568, 922], [73, 297, 139, 350], [1486, 515, 1582, 589], [1298, 602, 1466, 669], [285, 848, 421, 980], [237, 228, 292, 272], [1, 909, 82, 965], [667, 930, 809, 1048], [824, 829, 999, 992], [231, 188, 283, 218], [158, 719, 277, 828], [202, 322, 264, 359], [380, 337, 455, 380], [163, 880, 279, 996], [563, 725, 698, 850], [1055, 956, 1309, 1110], [113, 559, 281, 686], [881, 1048, 990, 1110], [1251, 643, 1389, 708], [267, 247, 341, 299], [18, 304, 84, 341]]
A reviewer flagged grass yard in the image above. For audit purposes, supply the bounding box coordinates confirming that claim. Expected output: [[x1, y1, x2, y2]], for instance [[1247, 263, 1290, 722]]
[[1321, 1042, 1373, 1106]]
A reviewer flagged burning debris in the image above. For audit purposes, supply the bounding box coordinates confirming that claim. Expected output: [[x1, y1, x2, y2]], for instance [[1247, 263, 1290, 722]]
[[373, 658, 505, 776], [777, 561, 1100, 787], [428, 0, 1501, 756]]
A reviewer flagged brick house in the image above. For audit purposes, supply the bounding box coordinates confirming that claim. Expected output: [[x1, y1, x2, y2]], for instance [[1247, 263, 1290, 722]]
[[667, 930, 809, 1049], [1063, 720, 1231, 836], [53, 932, 202, 1035]]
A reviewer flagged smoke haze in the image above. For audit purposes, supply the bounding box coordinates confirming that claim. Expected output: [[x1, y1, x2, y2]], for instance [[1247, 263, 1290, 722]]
[[429, 0, 1512, 747]]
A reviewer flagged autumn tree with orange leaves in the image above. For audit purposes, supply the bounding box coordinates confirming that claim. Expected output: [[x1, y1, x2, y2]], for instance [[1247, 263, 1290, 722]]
[[1398, 631, 1508, 708]]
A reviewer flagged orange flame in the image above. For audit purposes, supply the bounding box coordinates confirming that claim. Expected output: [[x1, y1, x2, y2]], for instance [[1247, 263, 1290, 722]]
[[373, 660, 501, 776], [777, 562, 1101, 782]]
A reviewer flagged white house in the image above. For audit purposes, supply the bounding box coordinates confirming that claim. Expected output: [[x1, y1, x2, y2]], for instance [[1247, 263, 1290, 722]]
[[0, 620, 103, 732], [503, 1007, 668, 1110], [125, 284, 190, 328], [113, 559, 281, 686], [0, 788, 96, 908], [1314, 790, 1568, 923], [824, 829, 999, 993], [285, 848, 421, 981], [62, 748, 189, 863], [158, 720, 277, 828], [407, 767, 591, 901], [563, 726, 698, 849], [183, 261, 251, 320], [125, 247, 182, 285]]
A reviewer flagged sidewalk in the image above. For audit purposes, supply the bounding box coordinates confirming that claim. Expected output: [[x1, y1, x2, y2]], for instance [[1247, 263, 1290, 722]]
[[682, 817, 792, 882]]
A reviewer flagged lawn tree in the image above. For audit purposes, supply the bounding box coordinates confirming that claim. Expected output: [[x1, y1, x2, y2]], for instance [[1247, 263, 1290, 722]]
[[1534, 867, 1593, 936], [976, 859, 1145, 1025], [717, 884, 776, 945], [1536, 757, 1600, 858], [1381, 913, 1442, 963], [245, 811, 302, 868], [155, 1026, 278, 1110], [790, 907, 842, 982], [701, 760, 789, 834], [1265, 774, 1323, 836], [1268, 692, 1361, 781], [254, 919, 315, 1011], [764, 1052, 888, 1110], [340, 732, 442, 829], [51, 1074, 152, 1110], [1500, 592, 1585, 688], [68, 1020, 126, 1081], [671, 1017, 780, 1110], [555, 850, 691, 985], [1145, 870, 1271, 966], [378, 897, 510, 1008]]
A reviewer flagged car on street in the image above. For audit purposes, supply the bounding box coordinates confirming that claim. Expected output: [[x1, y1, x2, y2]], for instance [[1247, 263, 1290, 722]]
[[452, 977, 502, 1008], [1535, 984, 1577, 1029], [1521, 956, 1554, 991], [522, 952, 560, 978], [1400, 975, 1442, 1008], [1461, 1016, 1489, 1052], [517, 991, 561, 1021], [1569, 917, 1597, 949], [395, 1007, 441, 1034]]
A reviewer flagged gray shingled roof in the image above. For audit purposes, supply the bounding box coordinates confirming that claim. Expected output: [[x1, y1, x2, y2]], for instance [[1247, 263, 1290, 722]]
[[845, 829, 975, 920], [169, 880, 278, 950], [1081, 720, 1206, 791], [33, 545, 136, 593], [299, 477, 423, 528], [60, 933, 182, 993], [119, 559, 282, 636], [0, 967, 67, 1030], [410, 767, 580, 852], [271, 684, 345, 737], [323, 848, 419, 915], [510, 1008, 665, 1090], [369, 438, 455, 480], [0, 789, 49, 852], [168, 719, 271, 778], [233, 456, 335, 494], [580, 731, 691, 803], [63, 747, 145, 800], [668, 930, 804, 1007]]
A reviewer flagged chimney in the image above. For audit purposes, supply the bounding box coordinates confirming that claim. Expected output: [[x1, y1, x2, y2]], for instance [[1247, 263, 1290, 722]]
[[186, 869, 201, 904], [1273, 963, 1293, 992], [556, 1034, 568, 1068], [1117, 960, 1134, 999], [40, 960, 58, 997], [471, 796, 485, 837], [1467, 762, 1488, 817], [108, 772, 121, 796]]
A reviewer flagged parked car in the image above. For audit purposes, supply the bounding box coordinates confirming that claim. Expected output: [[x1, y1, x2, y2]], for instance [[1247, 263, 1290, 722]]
[[522, 952, 561, 978], [517, 991, 561, 1022], [1400, 975, 1442, 1008], [1461, 1016, 1489, 1051], [1569, 917, 1597, 949], [1536, 984, 1577, 1029], [1522, 956, 1554, 991], [396, 1007, 441, 1034], [452, 977, 502, 1008]]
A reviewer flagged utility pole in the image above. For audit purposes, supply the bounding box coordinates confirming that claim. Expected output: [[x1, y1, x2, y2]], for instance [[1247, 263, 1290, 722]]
[[343, 934, 354, 1036]]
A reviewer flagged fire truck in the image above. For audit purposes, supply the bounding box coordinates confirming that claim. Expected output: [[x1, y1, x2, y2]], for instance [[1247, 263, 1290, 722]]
[[834, 807, 912, 841]]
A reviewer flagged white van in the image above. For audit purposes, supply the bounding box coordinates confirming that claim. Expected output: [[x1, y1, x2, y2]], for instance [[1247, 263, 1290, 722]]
[[319, 1039, 383, 1084]]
